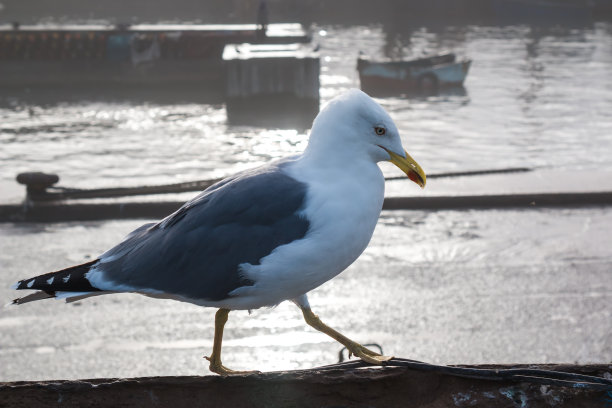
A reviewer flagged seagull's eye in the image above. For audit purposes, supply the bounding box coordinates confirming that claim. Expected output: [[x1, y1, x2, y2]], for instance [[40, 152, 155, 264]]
[[374, 126, 386, 136]]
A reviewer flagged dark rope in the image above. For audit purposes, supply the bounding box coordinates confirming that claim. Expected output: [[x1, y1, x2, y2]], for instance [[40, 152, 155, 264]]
[[386, 167, 531, 181], [313, 357, 612, 391], [27, 167, 532, 201]]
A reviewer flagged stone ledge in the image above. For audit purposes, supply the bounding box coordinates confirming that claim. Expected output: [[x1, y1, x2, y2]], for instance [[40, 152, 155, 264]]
[[1, 364, 610, 408]]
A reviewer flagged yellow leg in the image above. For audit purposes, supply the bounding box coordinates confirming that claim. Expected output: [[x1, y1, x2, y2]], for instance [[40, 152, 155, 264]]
[[204, 308, 259, 376], [301, 306, 393, 365]]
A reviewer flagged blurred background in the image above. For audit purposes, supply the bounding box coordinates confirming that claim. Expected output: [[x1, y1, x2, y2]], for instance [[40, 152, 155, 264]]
[[0, 0, 611, 381]]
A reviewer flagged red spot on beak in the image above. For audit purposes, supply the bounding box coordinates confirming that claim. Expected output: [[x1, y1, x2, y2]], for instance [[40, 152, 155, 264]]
[[408, 172, 419, 184]]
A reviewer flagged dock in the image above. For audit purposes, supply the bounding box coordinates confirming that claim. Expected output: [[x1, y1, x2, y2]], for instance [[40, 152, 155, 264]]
[[1, 364, 610, 407], [2, 169, 612, 223], [0, 23, 310, 91]]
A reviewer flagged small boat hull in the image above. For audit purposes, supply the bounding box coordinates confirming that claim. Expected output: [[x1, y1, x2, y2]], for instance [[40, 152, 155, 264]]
[[357, 54, 471, 95]]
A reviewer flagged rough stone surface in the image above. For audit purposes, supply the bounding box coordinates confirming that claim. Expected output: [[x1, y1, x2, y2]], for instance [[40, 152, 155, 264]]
[[0, 365, 610, 408]]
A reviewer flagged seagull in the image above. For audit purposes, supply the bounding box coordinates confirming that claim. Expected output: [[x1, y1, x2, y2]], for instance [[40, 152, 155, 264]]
[[11, 89, 426, 376]]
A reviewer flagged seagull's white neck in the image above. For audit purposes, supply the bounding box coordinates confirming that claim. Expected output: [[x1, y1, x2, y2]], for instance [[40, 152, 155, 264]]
[[287, 123, 386, 212]]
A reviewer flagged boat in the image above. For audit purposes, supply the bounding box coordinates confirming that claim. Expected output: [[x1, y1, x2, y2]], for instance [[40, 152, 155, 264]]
[[357, 53, 471, 95]]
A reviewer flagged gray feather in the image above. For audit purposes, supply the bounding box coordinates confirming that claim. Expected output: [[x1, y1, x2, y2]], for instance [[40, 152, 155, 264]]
[[98, 160, 310, 301]]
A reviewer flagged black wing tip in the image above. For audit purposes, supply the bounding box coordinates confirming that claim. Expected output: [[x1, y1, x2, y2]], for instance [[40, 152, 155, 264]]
[[11, 259, 101, 293], [11, 279, 37, 291], [11, 280, 34, 291]]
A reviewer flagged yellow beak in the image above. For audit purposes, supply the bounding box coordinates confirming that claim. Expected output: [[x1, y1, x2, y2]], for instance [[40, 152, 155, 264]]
[[384, 148, 426, 188]]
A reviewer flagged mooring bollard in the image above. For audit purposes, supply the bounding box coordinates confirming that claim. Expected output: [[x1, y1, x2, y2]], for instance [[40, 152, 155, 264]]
[[16, 172, 59, 199]]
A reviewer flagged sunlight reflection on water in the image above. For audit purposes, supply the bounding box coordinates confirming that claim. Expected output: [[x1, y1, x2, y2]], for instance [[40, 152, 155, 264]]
[[2, 24, 612, 189], [1, 208, 611, 380]]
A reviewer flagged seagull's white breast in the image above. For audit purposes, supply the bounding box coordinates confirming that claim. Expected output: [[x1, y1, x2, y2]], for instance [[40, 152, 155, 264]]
[[227, 155, 385, 309]]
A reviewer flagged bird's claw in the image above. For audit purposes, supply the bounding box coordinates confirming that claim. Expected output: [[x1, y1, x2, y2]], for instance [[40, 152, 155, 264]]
[[205, 355, 260, 376], [347, 344, 393, 365]]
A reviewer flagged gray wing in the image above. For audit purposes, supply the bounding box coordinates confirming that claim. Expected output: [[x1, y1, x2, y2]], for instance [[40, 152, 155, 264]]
[[98, 162, 310, 301]]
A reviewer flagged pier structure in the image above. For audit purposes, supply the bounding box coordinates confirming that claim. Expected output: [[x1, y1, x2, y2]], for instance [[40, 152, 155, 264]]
[[0, 23, 310, 91], [223, 42, 320, 126], [3, 168, 612, 223]]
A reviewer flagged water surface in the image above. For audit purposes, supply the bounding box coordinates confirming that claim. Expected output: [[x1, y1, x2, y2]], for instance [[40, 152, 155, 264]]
[[2, 23, 612, 190], [1, 22, 611, 381]]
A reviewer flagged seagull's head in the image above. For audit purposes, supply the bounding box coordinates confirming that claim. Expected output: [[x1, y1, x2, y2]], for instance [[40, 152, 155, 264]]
[[308, 89, 426, 188]]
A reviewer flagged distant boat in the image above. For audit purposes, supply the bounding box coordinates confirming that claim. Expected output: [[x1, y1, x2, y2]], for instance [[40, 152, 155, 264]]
[[357, 53, 471, 95]]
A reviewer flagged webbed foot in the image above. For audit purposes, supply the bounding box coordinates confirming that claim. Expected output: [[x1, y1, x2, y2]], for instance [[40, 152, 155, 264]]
[[345, 342, 393, 365], [205, 355, 260, 376]]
